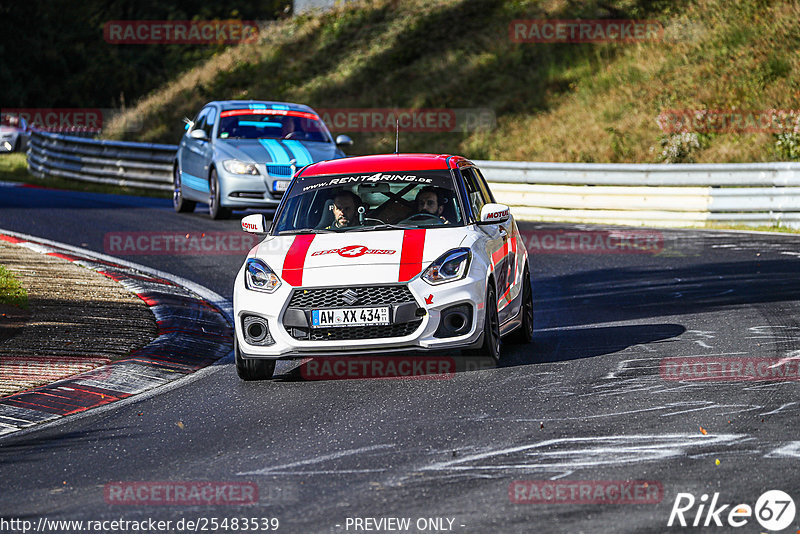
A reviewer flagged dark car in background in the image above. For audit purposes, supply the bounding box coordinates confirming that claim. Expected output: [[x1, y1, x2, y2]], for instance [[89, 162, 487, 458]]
[[173, 100, 353, 219], [0, 115, 30, 153]]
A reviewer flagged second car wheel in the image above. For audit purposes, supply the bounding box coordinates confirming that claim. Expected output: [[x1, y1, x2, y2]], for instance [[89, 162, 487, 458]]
[[173, 164, 196, 213], [235, 338, 276, 380], [209, 168, 231, 220]]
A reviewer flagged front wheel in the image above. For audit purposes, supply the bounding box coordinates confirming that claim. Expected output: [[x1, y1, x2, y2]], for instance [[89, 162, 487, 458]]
[[209, 169, 231, 220], [509, 264, 533, 344], [235, 338, 276, 381], [173, 164, 196, 213], [469, 283, 501, 362]]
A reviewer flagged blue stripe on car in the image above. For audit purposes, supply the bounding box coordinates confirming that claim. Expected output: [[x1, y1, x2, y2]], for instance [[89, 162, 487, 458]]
[[181, 171, 210, 193], [271, 104, 290, 110], [282, 140, 313, 167], [249, 104, 267, 109], [258, 139, 291, 164]]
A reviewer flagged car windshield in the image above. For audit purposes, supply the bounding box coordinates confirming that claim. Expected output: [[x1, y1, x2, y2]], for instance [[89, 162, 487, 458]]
[[0, 114, 24, 129], [272, 170, 465, 234], [218, 109, 330, 143]]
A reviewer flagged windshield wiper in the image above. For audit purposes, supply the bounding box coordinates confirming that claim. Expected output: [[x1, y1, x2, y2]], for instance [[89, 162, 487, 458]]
[[278, 228, 334, 235], [344, 224, 414, 232]]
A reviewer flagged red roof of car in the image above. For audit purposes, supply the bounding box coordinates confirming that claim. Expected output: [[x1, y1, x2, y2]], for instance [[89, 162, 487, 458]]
[[299, 153, 472, 176]]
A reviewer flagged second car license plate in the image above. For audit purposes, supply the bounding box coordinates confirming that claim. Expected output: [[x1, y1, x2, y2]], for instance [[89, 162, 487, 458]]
[[311, 307, 389, 328], [273, 180, 290, 192]]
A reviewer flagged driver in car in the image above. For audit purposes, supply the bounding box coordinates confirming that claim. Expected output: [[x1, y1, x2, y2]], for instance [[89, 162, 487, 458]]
[[327, 190, 363, 229], [414, 186, 450, 224], [281, 117, 301, 139]]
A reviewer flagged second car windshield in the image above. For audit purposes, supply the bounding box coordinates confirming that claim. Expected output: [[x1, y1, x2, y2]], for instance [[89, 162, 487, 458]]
[[272, 171, 464, 234], [217, 110, 330, 143]]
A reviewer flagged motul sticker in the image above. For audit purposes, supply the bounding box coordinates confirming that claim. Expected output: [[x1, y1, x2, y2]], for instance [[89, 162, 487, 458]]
[[487, 209, 509, 219]]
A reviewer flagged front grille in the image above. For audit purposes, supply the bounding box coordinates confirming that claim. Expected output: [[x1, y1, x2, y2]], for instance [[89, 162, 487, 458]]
[[303, 321, 422, 341], [288, 285, 415, 309], [266, 164, 292, 176], [285, 285, 420, 341]]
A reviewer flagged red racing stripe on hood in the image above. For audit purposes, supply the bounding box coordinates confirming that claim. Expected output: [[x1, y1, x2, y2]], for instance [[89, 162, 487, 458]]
[[398, 229, 426, 282], [282, 234, 316, 286]]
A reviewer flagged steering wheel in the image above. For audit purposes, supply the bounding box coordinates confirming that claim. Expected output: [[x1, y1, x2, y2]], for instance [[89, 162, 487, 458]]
[[399, 213, 444, 224], [359, 217, 386, 226]]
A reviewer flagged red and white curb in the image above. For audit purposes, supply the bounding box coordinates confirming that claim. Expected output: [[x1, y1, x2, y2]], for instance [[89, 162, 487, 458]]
[[0, 230, 233, 437]]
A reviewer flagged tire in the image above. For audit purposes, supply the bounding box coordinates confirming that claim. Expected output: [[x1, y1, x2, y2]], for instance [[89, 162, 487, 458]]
[[173, 164, 196, 213], [469, 283, 501, 362], [509, 264, 534, 344], [209, 169, 231, 220], [13, 138, 21, 153], [235, 338, 276, 381]]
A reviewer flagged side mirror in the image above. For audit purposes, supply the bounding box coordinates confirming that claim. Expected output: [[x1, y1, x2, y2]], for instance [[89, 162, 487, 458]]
[[189, 129, 208, 141], [335, 134, 353, 147], [478, 203, 510, 224], [241, 214, 268, 234]]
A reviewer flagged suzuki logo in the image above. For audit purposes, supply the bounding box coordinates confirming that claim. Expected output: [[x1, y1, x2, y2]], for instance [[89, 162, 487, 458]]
[[341, 289, 359, 305]]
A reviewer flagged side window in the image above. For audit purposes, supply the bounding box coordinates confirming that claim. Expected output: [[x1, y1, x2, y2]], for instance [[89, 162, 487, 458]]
[[191, 108, 209, 135], [473, 168, 496, 203], [461, 168, 488, 221], [203, 107, 217, 137]]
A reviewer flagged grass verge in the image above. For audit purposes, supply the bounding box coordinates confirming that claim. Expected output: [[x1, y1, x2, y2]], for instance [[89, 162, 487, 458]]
[[0, 266, 27, 309], [103, 0, 800, 164]]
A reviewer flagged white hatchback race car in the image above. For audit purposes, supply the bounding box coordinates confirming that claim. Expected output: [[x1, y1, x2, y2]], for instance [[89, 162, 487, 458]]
[[233, 153, 533, 380]]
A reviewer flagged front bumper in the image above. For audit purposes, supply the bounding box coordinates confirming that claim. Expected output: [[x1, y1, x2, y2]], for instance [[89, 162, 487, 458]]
[[0, 134, 18, 152], [217, 165, 288, 208], [233, 270, 488, 359]]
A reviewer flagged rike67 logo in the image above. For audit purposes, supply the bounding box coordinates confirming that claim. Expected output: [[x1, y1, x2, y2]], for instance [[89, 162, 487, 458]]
[[668, 490, 795, 531]]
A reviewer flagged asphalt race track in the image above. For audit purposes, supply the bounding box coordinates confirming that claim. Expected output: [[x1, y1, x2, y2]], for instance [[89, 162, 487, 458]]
[[1, 186, 800, 533]]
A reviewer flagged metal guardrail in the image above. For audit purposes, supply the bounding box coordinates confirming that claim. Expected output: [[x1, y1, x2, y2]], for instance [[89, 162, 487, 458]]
[[475, 160, 800, 228], [24, 132, 800, 228], [27, 130, 177, 191]]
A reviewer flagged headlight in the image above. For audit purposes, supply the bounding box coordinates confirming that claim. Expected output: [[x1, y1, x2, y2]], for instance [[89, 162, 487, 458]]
[[222, 159, 259, 175], [245, 258, 281, 293], [422, 248, 471, 285]]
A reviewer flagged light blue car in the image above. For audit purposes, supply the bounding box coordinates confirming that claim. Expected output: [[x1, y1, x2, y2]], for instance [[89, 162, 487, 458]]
[[173, 100, 352, 219]]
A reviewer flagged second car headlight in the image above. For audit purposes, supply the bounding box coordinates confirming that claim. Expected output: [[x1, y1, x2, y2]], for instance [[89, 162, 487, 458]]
[[422, 248, 471, 285], [223, 159, 259, 175], [245, 258, 281, 293]]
